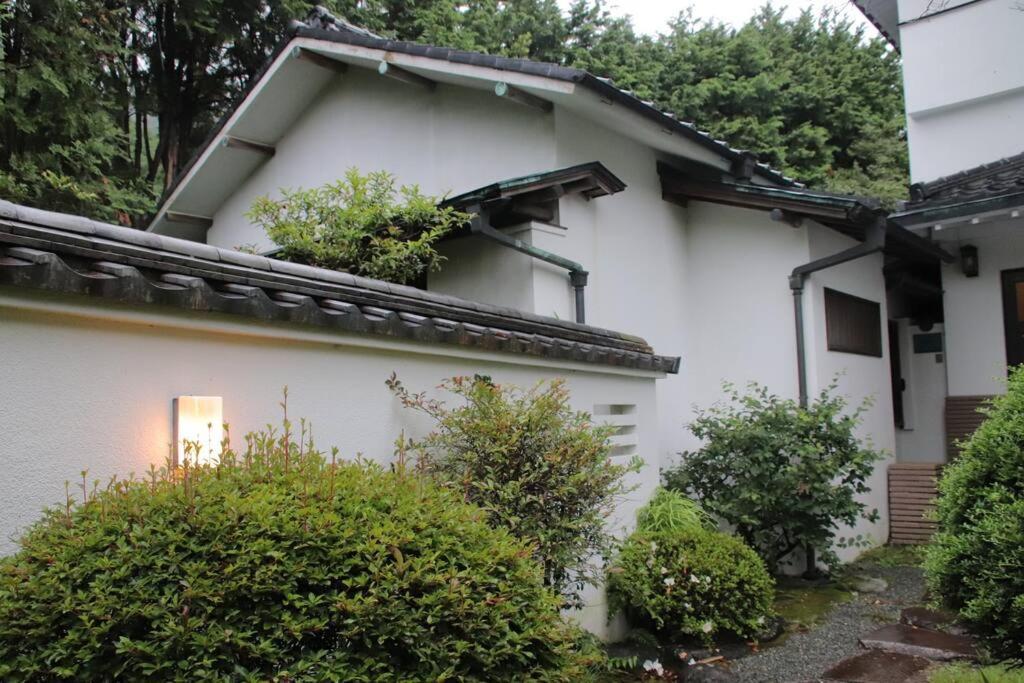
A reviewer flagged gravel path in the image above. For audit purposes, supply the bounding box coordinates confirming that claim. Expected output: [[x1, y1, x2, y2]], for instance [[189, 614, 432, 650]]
[[730, 565, 926, 683]]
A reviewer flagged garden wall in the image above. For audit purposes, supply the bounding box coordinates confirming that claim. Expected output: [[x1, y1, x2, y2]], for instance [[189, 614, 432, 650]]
[[0, 287, 664, 638]]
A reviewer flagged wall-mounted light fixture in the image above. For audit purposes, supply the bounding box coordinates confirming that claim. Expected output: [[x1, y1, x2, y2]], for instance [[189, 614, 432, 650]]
[[172, 396, 223, 466], [960, 245, 979, 278]]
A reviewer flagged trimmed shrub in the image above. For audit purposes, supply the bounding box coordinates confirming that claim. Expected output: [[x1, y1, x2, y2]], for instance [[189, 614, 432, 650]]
[[247, 168, 470, 285], [608, 527, 775, 644], [388, 374, 639, 609], [925, 367, 1024, 665], [0, 417, 593, 680], [663, 380, 882, 572]]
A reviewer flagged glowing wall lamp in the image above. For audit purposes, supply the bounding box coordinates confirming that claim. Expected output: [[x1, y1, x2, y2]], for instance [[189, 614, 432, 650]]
[[172, 396, 223, 466]]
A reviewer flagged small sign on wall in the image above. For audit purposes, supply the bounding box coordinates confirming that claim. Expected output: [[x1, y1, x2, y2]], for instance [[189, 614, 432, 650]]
[[912, 333, 943, 354]]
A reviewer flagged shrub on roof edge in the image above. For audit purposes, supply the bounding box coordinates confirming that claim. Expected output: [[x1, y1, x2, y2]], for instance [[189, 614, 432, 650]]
[[246, 168, 471, 285]]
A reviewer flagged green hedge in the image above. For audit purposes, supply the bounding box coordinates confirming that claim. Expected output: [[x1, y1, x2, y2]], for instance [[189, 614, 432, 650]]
[[608, 527, 775, 644], [0, 428, 593, 680], [925, 367, 1024, 665]]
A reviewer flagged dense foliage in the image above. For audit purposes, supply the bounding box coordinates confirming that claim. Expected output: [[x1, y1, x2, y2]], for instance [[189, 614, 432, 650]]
[[388, 374, 638, 608], [608, 498, 774, 644], [925, 367, 1024, 665], [1, 1, 908, 224], [0, 414, 595, 681], [247, 169, 469, 284], [664, 382, 883, 573]]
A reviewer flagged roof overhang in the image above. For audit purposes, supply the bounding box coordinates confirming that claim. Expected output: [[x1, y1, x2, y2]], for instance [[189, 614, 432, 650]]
[[149, 25, 798, 239], [850, 0, 900, 51], [658, 161, 953, 263]]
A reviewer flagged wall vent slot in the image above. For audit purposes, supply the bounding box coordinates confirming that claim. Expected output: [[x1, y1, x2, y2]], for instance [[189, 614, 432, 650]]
[[594, 404, 638, 457]]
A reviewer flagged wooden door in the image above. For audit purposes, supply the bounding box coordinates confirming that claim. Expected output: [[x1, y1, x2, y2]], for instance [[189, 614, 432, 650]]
[[1001, 268, 1024, 369]]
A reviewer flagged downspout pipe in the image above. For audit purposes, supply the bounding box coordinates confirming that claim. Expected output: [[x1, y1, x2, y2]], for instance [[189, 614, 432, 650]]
[[789, 216, 887, 408], [468, 205, 590, 324]]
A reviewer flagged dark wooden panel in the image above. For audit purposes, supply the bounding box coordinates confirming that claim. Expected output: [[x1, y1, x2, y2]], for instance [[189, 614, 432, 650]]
[[945, 395, 994, 458], [825, 288, 883, 357], [888, 463, 942, 545]]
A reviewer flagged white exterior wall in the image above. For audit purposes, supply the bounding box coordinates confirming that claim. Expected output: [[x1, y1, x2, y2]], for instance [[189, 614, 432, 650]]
[[803, 226, 897, 552], [678, 202, 806, 453], [0, 290, 662, 638], [894, 321, 948, 461], [208, 68, 556, 252], [897, 0, 1024, 182], [939, 219, 1023, 396]]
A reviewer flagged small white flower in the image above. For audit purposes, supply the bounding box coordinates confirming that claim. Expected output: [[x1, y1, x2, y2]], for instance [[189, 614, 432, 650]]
[[756, 615, 766, 625], [689, 573, 701, 584], [704, 575, 712, 584], [701, 621, 714, 634], [663, 577, 676, 587], [650, 541, 658, 553], [660, 566, 669, 575], [643, 659, 665, 675], [683, 602, 692, 610]]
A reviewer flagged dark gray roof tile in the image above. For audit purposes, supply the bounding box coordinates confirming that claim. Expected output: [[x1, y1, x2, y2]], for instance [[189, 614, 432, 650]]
[[0, 200, 678, 373]]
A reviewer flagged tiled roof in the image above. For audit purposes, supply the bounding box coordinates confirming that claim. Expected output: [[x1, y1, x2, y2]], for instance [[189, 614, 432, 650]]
[[152, 9, 799, 225], [908, 150, 1024, 207], [0, 200, 679, 374]]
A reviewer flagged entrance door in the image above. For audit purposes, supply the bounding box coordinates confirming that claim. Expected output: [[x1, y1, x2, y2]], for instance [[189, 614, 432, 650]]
[[1001, 268, 1024, 369]]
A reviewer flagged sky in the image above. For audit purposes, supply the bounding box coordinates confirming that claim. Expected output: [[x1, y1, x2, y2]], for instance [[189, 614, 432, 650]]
[[557, 0, 878, 37]]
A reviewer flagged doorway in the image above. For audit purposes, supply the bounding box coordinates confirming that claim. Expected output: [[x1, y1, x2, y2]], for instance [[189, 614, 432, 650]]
[[1001, 268, 1024, 369]]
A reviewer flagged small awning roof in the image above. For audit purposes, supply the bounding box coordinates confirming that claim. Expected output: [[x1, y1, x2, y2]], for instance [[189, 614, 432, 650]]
[[658, 161, 953, 264], [444, 162, 626, 208]]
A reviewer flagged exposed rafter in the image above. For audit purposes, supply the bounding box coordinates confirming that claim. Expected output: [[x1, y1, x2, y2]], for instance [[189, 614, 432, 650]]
[[494, 82, 552, 113], [222, 136, 275, 157], [165, 212, 214, 229], [291, 46, 348, 73], [377, 60, 436, 90]]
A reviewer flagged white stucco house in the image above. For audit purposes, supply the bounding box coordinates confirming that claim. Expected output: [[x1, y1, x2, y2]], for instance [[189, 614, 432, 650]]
[[2, 5, 982, 635], [143, 9, 951, 550]]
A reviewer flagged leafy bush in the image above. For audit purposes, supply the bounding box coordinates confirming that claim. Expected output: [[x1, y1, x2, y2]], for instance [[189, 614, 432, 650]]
[[663, 381, 883, 573], [635, 487, 715, 536], [0, 411, 594, 681], [247, 168, 470, 285], [388, 374, 639, 608], [925, 367, 1024, 665], [607, 527, 775, 644]]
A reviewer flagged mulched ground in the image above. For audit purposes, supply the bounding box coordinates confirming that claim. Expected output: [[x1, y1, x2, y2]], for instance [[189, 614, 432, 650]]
[[729, 564, 927, 682]]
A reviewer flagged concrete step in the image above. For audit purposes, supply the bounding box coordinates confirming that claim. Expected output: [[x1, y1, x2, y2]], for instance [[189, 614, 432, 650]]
[[821, 650, 933, 682], [859, 624, 975, 661]]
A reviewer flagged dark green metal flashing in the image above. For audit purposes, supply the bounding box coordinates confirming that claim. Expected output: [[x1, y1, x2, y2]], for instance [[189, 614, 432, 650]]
[[894, 191, 1024, 227], [444, 162, 626, 209]]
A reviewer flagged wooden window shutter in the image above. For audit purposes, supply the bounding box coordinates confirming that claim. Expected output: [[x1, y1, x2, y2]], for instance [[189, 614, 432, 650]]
[[824, 288, 883, 357]]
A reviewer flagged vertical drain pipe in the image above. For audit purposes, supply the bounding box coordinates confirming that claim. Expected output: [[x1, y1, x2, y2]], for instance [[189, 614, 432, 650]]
[[787, 216, 886, 577], [788, 216, 887, 408]]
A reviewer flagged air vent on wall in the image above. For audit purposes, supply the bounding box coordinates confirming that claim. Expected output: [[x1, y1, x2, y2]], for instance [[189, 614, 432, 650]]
[[594, 403, 638, 457]]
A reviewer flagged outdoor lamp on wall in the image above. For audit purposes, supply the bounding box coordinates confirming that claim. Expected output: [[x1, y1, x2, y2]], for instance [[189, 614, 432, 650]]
[[172, 396, 223, 466], [960, 245, 979, 278]]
